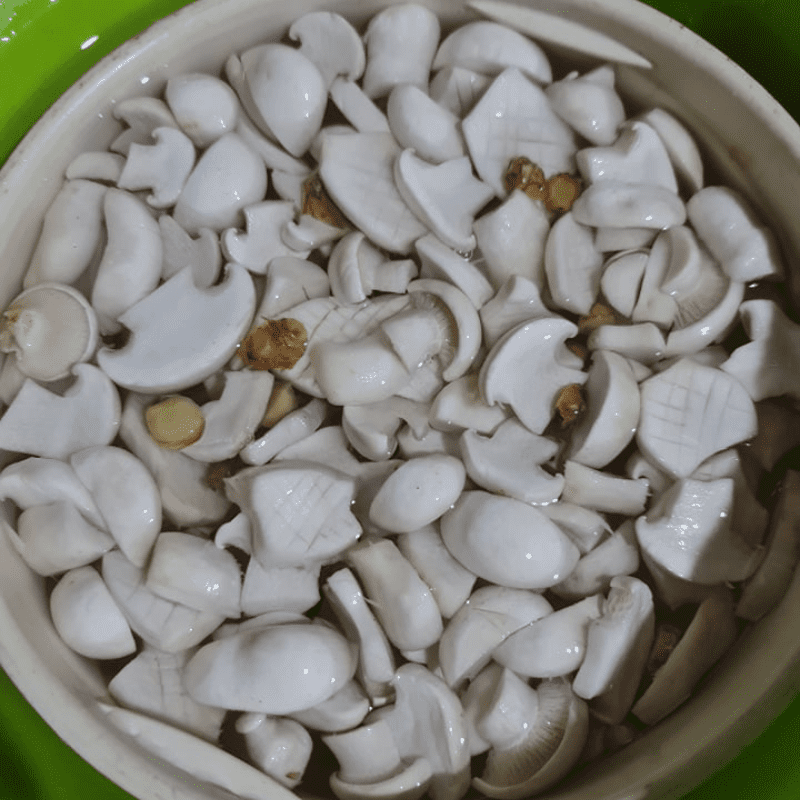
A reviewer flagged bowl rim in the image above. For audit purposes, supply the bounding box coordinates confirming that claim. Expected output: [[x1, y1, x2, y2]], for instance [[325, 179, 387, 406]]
[[2, 2, 800, 800]]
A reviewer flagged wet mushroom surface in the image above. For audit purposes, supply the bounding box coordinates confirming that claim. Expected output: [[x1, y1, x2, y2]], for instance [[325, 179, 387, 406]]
[[2, 3, 800, 800]]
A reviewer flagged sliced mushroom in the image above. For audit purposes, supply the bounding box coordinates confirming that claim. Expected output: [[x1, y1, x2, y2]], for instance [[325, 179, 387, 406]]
[[0, 282, 98, 382], [479, 276, 550, 348], [324, 719, 433, 800], [102, 549, 226, 653], [329, 78, 391, 134], [415, 234, 493, 308], [362, 4, 440, 98], [110, 96, 178, 155], [289, 11, 364, 89], [159, 215, 222, 287], [109, 647, 226, 742], [428, 66, 491, 118], [0, 364, 120, 459], [430, 374, 507, 435], [561, 461, 648, 516], [540, 502, 610, 555], [23, 179, 107, 289], [117, 127, 196, 208], [165, 73, 241, 148], [460, 419, 564, 505], [342, 397, 429, 461], [51, 565, 136, 659], [462, 69, 576, 196], [479, 316, 587, 435], [571, 180, 686, 229], [65, 151, 126, 183], [290, 679, 370, 733], [236, 714, 312, 789], [97, 264, 255, 394], [241, 558, 320, 616], [224, 461, 361, 568], [183, 621, 356, 713], [441, 491, 579, 590]]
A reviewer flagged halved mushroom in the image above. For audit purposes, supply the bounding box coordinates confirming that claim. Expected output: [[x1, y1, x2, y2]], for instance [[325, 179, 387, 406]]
[[117, 127, 196, 208], [479, 276, 550, 348], [395, 150, 493, 252], [102, 549, 226, 653], [571, 180, 686, 229], [23, 179, 107, 288], [638, 107, 703, 194], [236, 714, 312, 789], [347, 538, 443, 652], [329, 78, 391, 134], [572, 576, 655, 725], [416, 234, 493, 308], [51, 565, 136, 659], [362, 4, 440, 98], [561, 461, 648, 516], [289, 12, 365, 89], [0, 282, 98, 382], [241, 558, 320, 616], [323, 719, 433, 800], [0, 364, 120, 460], [540, 502, 610, 555], [460, 419, 564, 505], [109, 647, 226, 742], [65, 151, 126, 183], [462, 69, 576, 196], [183, 621, 356, 714], [441, 491, 579, 590], [479, 316, 587, 435], [70, 445, 162, 568], [165, 73, 241, 148], [430, 374, 508, 435], [290, 679, 370, 733], [97, 264, 256, 394]]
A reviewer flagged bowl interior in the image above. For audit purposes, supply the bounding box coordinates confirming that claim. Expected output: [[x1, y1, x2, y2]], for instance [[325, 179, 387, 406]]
[[2, 2, 800, 800]]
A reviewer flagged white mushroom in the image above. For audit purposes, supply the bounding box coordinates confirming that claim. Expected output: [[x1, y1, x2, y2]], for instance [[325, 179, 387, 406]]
[[467, 0, 653, 68], [7, 500, 115, 577], [565, 349, 640, 469], [415, 234, 493, 309], [282, 213, 344, 253], [387, 85, 465, 164], [346, 538, 443, 652], [241, 558, 320, 616], [236, 714, 312, 789], [324, 567, 396, 698], [552, 520, 640, 600], [433, 20, 551, 83], [329, 78, 391, 134], [290, 680, 370, 733], [544, 211, 603, 315], [91, 188, 163, 333], [479, 275, 550, 348], [97, 264, 256, 394], [323, 719, 433, 800], [687, 186, 782, 282], [165, 73, 241, 148], [494, 595, 603, 678], [0, 282, 98, 382], [571, 180, 686, 229], [637, 358, 757, 477], [70, 445, 161, 568], [462, 69, 576, 196], [318, 132, 427, 254], [587, 321, 666, 364], [182, 371, 274, 462], [119, 393, 230, 528], [600, 249, 648, 318], [342, 397, 429, 461], [362, 4, 440, 98], [479, 316, 587, 435], [117, 127, 196, 208], [441, 491, 579, 590], [639, 107, 704, 194], [234, 111, 312, 175], [110, 96, 178, 155], [544, 66, 625, 147], [98, 704, 293, 800], [561, 461, 648, 516], [183, 622, 357, 713], [572, 576, 655, 725], [102, 549, 226, 653], [430, 374, 507, 435], [222, 201, 309, 274], [50, 565, 136, 659], [635, 478, 763, 585], [369, 454, 466, 534], [224, 461, 361, 568], [256, 255, 330, 319], [540, 502, 610, 555], [0, 364, 120, 459], [65, 151, 126, 183], [173, 132, 267, 234], [109, 647, 226, 742], [146, 531, 242, 618], [438, 585, 552, 688], [159, 216, 222, 287], [594, 226, 655, 253], [632, 588, 738, 725], [460, 419, 564, 505], [395, 150, 493, 252], [428, 67, 490, 118], [23, 179, 106, 288]]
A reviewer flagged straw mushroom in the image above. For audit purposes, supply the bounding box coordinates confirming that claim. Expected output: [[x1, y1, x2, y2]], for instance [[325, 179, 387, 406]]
[[0, 282, 98, 382]]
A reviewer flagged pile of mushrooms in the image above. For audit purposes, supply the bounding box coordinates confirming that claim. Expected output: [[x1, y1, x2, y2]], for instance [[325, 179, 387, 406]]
[[2, 2, 800, 799]]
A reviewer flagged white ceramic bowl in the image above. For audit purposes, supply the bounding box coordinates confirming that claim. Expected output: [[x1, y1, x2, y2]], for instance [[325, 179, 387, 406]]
[[1, 2, 800, 800]]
